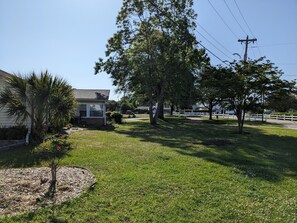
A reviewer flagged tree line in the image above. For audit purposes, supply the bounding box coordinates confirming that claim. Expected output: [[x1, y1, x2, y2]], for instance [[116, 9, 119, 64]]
[[96, 0, 296, 133]]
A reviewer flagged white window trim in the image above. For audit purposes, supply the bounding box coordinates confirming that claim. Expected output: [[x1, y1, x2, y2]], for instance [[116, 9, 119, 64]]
[[78, 103, 106, 119]]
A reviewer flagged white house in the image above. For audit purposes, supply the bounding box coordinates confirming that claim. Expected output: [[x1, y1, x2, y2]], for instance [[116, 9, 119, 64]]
[[1, 70, 110, 129], [73, 89, 110, 126], [0, 70, 25, 127]]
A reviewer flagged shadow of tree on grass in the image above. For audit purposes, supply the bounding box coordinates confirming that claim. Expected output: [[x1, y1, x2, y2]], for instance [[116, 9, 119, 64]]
[[0, 142, 71, 168], [115, 118, 297, 182]]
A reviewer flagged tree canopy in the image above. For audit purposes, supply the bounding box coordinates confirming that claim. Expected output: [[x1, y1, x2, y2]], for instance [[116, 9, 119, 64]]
[[223, 58, 296, 133], [95, 0, 208, 124], [195, 65, 231, 120]]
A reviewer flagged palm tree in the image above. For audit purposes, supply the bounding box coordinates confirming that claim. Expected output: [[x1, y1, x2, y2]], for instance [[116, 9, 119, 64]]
[[0, 71, 76, 141]]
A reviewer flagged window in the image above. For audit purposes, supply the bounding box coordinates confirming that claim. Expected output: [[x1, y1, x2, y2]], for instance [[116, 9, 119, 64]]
[[90, 104, 103, 117], [78, 104, 87, 117]]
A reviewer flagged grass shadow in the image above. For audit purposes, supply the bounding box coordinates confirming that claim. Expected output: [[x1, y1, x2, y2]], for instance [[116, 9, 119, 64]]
[[115, 117, 297, 182], [0, 140, 72, 169]]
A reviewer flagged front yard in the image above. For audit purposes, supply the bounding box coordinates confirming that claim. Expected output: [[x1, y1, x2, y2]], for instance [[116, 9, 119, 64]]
[[1, 117, 297, 222]]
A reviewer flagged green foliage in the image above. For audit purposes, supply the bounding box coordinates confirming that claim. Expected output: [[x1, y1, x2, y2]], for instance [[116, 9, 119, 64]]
[[119, 96, 135, 114], [105, 111, 112, 120], [0, 71, 77, 140], [267, 93, 297, 112], [36, 138, 72, 198], [35, 138, 72, 165], [106, 111, 123, 124], [134, 108, 149, 114], [111, 112, 123, 124], [65, 123, 73, 130], [224, 58, 296, 133], [196, 65, 231, 120], [0, 126, 27, 140], [105, 100, 119, 112], [272, 111, 297, 116], [95, 0, 208, 125]]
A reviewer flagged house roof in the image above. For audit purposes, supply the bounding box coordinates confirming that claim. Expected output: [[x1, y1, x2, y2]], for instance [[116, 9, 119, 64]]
[[73, 89, 110, 101], [0, 70, 12, 79]]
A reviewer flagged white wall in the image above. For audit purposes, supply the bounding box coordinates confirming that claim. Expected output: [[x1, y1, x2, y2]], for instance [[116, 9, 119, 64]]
[[0, 76, 27, 127]]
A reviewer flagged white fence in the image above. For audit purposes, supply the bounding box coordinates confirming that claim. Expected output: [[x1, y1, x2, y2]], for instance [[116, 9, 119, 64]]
[[173, 111, 297, 122], [268, 114, 297, 121]]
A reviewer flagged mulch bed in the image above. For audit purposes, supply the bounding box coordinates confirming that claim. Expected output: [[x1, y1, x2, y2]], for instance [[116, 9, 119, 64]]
[[0, 167, 95, 217]]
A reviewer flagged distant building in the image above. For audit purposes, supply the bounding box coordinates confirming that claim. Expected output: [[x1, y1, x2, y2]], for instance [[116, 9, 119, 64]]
[[73, 89, 110, 126]]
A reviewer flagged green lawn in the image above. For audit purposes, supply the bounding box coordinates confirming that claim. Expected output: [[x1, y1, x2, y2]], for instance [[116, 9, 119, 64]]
[[1, 117, 297, 222]]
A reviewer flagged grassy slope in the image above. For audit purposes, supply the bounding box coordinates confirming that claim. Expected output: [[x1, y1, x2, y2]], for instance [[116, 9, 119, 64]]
[[1, 118, 297, 222]]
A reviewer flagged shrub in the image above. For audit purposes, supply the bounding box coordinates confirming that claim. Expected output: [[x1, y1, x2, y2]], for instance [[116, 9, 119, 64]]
[[272, 111, 297, 116], [36, 138, 72, 198], [106, 111, 112, 121], [134, 108, 149, 114], [65, 123, 73, 129], [0, 126, 27, 140], [0, 128, 6, 140], [111, 112, 123, 124]]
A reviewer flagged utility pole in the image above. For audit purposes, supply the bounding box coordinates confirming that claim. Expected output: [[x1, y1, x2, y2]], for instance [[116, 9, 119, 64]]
[[238, 35, 257, 61]]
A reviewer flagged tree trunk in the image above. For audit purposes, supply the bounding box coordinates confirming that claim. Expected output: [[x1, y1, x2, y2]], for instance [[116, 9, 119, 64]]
[[158, 102, 164, 119], [148, 97, 155, 125], [241, 109, 246, 132], [152, 102, 161, 125], [48, 161, 58, 198], [261, 92, 265, 123], [208, 100, 213, 120], [236, 108, 243, 134], [152, 81, 165, 125], [170, 105, 174, 116], [236, 108, 246, 134], [148, 87, 157, 125]]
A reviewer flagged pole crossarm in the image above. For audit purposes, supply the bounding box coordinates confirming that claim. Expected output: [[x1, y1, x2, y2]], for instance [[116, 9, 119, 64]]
[[238, 35, 257, 61]]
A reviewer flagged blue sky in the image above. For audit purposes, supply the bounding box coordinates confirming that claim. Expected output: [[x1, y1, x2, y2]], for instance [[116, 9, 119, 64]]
[[1, 0, 296, 100]]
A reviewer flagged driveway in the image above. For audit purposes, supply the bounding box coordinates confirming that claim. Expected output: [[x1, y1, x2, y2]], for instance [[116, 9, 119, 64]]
[[267, 119, 297, 130]]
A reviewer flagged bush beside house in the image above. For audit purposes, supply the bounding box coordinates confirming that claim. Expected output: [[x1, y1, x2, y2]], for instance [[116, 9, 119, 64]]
[[0, 70, 77, 142]]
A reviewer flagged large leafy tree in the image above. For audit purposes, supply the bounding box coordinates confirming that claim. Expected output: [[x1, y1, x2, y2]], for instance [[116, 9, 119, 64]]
[[95, 0, 206, 124], [224, 58, 296, 133], [266, 93, 297, 112], [196, 65, 231, 120], [0, 71, 76, 140]]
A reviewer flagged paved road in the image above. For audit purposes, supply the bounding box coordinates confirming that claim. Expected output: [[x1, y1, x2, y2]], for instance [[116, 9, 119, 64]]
[[267, 119, 297, 130]]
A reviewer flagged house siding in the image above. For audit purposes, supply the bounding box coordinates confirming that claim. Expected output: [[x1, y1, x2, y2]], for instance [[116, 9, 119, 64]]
[[0, 76, 18, 127], [0, 109, 20, 127]]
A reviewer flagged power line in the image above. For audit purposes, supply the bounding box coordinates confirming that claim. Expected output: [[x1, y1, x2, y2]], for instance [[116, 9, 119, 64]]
[[207, 0, 239, 39], [238, 35, 257, 61], [223, 0, 247, 35], [233, 0, 255, 37], [146, 0, 229, 65], [277, 63, 297, 66], [233, 0, 262, 57], [197, 23, 234, 55], [255, 44, 262, 57], [251, 47, 257, 59], [240, 44, 245, 56], [198, 41, 229, 65], [223, 0, 261, 59], [253, 42, 297, 47], [196, 30, 233, 60]]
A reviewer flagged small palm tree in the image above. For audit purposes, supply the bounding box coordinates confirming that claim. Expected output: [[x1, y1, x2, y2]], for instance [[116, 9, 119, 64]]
[[0, 71, 76, 141]]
